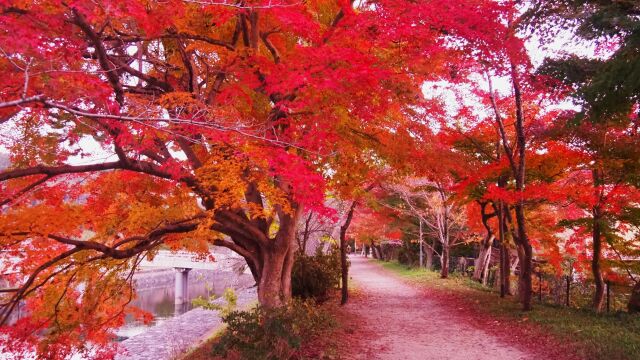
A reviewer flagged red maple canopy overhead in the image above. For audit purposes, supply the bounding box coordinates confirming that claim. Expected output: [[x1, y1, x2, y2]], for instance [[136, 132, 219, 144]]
[[0, 0, 585, 357], [0, 0, 494, 356]]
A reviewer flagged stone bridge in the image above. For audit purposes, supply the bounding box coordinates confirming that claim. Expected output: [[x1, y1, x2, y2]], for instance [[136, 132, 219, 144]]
[[1, 249, 249, 306], [138, 250, 249, 305]]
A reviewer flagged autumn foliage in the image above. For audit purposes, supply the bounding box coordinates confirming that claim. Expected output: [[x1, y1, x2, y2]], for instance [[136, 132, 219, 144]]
[[1, 0, 639, 358]]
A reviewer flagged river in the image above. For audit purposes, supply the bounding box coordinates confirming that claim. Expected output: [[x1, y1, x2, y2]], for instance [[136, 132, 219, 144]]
[[116, 268, 254, 339]]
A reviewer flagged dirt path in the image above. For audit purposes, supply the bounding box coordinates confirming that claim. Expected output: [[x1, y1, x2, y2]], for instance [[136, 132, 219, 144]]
[[346, 256, 534, 360]]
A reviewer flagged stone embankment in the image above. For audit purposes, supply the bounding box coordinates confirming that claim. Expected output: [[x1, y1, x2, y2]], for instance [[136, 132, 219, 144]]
[[116, 286, 257, 360]]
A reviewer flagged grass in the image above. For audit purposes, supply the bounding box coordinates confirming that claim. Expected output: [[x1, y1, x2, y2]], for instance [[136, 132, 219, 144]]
[[180, 328, 226, 360], [378, 260, 640, 360]]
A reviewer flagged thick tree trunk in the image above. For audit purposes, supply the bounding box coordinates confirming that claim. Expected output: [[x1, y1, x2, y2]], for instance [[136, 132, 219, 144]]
[[258, 249, 288, 307], [440, 245, 450, 278], [254, 206, 301, 308], [281, 243, 296, 301], [244, 255, 261, 285], [515, 203, 533, 310]]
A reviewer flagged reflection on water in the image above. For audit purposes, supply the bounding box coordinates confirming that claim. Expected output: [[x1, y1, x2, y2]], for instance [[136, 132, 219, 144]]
[[117, 270, 252, 339], [3, 269, 252, 339]]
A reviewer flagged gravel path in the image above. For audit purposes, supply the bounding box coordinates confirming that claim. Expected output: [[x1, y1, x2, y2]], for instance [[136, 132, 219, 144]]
[[348, 256, 533, 360]]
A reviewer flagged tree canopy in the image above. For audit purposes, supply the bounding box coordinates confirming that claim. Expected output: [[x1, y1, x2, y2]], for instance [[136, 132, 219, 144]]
[[1, 0, 639, 358]]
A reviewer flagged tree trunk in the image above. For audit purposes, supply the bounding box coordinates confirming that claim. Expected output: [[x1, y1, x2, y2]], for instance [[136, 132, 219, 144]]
[[255, 206, 301, 308], [299, 212, 313, 254], [592, 206, 605, 312], [515, 203, 533, 310], [497, 202, 511, 297], [513, 64, 532, 311], [440, 245, 450, 278], [258, 248, 288, 307], [592, 168, 606, 312], [374, 245, 382, 260], [476, 201, 497, 283], [473, 249, 484, 281], [481, 244, 493, 285], [490, 61, 532, 311], [340, 202, 357, 305], [474, 234, 494, 282], [281, 242, 296, 302], [500, 243, 511, 297], [425, 244, 434, 270], [340, 237, 349, 304]]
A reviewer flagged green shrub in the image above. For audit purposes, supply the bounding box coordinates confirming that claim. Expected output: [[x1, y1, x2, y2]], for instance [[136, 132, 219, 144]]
[[291, 248, 342, 302], [191, 287, 237, 317], [212, 299, 334, 360]]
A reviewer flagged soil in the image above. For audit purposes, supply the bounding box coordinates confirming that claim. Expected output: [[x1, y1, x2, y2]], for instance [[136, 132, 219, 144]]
[[341, 256, 579, 360]]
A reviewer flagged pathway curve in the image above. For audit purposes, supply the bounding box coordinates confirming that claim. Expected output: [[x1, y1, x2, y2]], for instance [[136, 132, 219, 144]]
[[347, 256, 533, 360]]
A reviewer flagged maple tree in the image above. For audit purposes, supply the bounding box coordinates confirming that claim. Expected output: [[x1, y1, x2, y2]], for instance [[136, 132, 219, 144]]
[[383, 179, 468, 278], [0, 0, 450, 356], [1, 0, 639, 357], [528, 0, 640, 312], [348, 205, 401, 259]]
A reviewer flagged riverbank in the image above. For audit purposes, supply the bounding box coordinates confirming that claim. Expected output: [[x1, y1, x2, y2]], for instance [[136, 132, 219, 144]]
[[117, 269, 254, 339], [116, 287, 257, 360]]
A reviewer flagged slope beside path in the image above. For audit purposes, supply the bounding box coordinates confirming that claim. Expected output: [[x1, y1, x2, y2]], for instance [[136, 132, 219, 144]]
[[346, 256, 533, 360]]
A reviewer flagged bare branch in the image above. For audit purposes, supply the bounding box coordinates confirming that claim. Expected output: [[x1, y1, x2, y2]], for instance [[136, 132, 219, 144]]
[[183, 0, 301, 10], [0, 175, 52, 206], [0, 95, 44, 109], [0, 161, 122, 182]]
